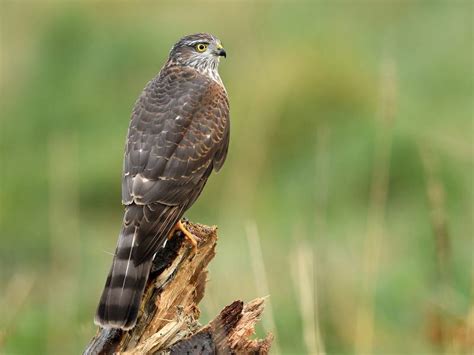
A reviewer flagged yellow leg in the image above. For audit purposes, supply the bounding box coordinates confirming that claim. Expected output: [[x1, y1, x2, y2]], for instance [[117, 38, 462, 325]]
[[172, 219, 200, 250]]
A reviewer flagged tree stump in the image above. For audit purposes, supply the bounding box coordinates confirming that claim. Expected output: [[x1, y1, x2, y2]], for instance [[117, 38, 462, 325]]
[[84, 221, 273, 354]]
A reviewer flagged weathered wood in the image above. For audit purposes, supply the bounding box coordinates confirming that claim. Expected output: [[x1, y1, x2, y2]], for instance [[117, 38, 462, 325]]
[[84, 221, 272, 354]]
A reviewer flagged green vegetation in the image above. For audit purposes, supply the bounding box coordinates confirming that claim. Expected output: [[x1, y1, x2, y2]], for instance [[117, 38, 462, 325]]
[[1, 1, 472, 354]]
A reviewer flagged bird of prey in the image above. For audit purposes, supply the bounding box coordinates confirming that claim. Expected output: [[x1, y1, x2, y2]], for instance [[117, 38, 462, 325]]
[[95, 33, 229, 330]]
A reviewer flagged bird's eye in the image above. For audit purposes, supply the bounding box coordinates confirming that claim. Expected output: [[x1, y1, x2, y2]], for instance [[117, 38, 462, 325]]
[[195, 43, 208, 52]]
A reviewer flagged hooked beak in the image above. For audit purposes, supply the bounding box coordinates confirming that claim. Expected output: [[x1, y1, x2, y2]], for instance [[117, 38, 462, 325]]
[[215, 43, 227, 58]]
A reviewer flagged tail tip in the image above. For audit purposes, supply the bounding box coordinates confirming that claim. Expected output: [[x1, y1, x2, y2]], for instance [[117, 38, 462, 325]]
[[94, 314, 137, 331]]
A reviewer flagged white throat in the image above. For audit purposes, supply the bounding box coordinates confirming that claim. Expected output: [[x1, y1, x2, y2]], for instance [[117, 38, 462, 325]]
[[167, 56, 224, 86], [198, 66, 223, 86], [186, 57, 223, 85]]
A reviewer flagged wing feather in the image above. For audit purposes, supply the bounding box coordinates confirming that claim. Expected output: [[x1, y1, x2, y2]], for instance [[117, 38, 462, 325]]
[[120, 66, 229, 262], [122, 66, 229, 207]]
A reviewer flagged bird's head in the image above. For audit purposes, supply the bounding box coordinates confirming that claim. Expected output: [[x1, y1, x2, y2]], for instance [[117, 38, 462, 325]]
[[168, 33, 226, 75]]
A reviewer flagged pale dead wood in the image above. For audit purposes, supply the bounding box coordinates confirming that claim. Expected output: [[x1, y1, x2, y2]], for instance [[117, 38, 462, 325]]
[[84, 221, 272, 355]]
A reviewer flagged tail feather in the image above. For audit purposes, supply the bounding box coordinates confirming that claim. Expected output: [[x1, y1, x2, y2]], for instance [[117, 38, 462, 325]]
[[94, 224, 153, 330], [95, 203, 183, 330]]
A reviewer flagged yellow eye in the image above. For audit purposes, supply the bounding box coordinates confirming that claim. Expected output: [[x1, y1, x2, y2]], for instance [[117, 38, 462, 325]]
[[195, 43, 208, 52]]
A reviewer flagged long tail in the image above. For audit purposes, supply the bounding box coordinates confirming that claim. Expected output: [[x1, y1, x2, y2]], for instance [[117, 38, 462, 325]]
[[94, 221, 152, 330], [94, 203, 182, 330]]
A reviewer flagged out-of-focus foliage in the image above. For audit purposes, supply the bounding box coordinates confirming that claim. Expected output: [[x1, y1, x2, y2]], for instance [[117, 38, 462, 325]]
[[0, 1, 472, 354]]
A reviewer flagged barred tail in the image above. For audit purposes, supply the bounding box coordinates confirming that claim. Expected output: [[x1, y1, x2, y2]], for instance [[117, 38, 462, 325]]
[[94, 223, 152, 330]]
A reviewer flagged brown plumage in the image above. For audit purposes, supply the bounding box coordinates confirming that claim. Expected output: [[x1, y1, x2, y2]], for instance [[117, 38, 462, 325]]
[[95, 33, 229, 330]]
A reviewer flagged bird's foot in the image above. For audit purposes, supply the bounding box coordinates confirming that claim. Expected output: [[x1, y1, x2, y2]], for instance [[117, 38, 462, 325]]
[[171, 219, 201, 251]]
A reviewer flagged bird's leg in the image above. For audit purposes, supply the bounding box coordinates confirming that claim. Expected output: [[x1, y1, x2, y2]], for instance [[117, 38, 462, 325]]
[[169, 219, 201, 251]]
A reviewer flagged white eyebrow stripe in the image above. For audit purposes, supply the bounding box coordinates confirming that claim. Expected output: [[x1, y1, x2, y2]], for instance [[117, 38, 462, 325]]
[[186, 40, 210, 46]]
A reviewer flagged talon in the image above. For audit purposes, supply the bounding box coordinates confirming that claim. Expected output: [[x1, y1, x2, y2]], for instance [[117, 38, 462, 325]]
[[174, 220, 200, 251]]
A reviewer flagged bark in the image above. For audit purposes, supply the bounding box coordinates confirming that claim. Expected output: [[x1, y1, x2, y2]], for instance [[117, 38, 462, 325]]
[[84, 222, 273, 354]]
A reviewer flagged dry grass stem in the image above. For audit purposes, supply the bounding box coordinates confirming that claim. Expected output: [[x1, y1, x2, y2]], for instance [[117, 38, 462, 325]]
[[355, 55, 397, 354], [246, 221, 281, 354], [291, 243, 326, 355], [419, 144, 454, 351]]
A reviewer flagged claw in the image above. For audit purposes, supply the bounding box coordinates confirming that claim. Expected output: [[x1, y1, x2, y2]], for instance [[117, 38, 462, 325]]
[[170, 220, 200, 251]]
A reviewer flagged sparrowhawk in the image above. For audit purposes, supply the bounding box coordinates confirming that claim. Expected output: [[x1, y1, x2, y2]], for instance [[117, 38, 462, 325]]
[[94, 33, 229, 330]]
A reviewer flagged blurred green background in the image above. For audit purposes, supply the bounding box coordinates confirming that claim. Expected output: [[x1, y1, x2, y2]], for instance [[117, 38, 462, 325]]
[[0, 1, 472, 354]]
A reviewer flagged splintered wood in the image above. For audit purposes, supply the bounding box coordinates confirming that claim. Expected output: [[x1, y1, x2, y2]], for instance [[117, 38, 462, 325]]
[[84, 222, 272, 354]]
